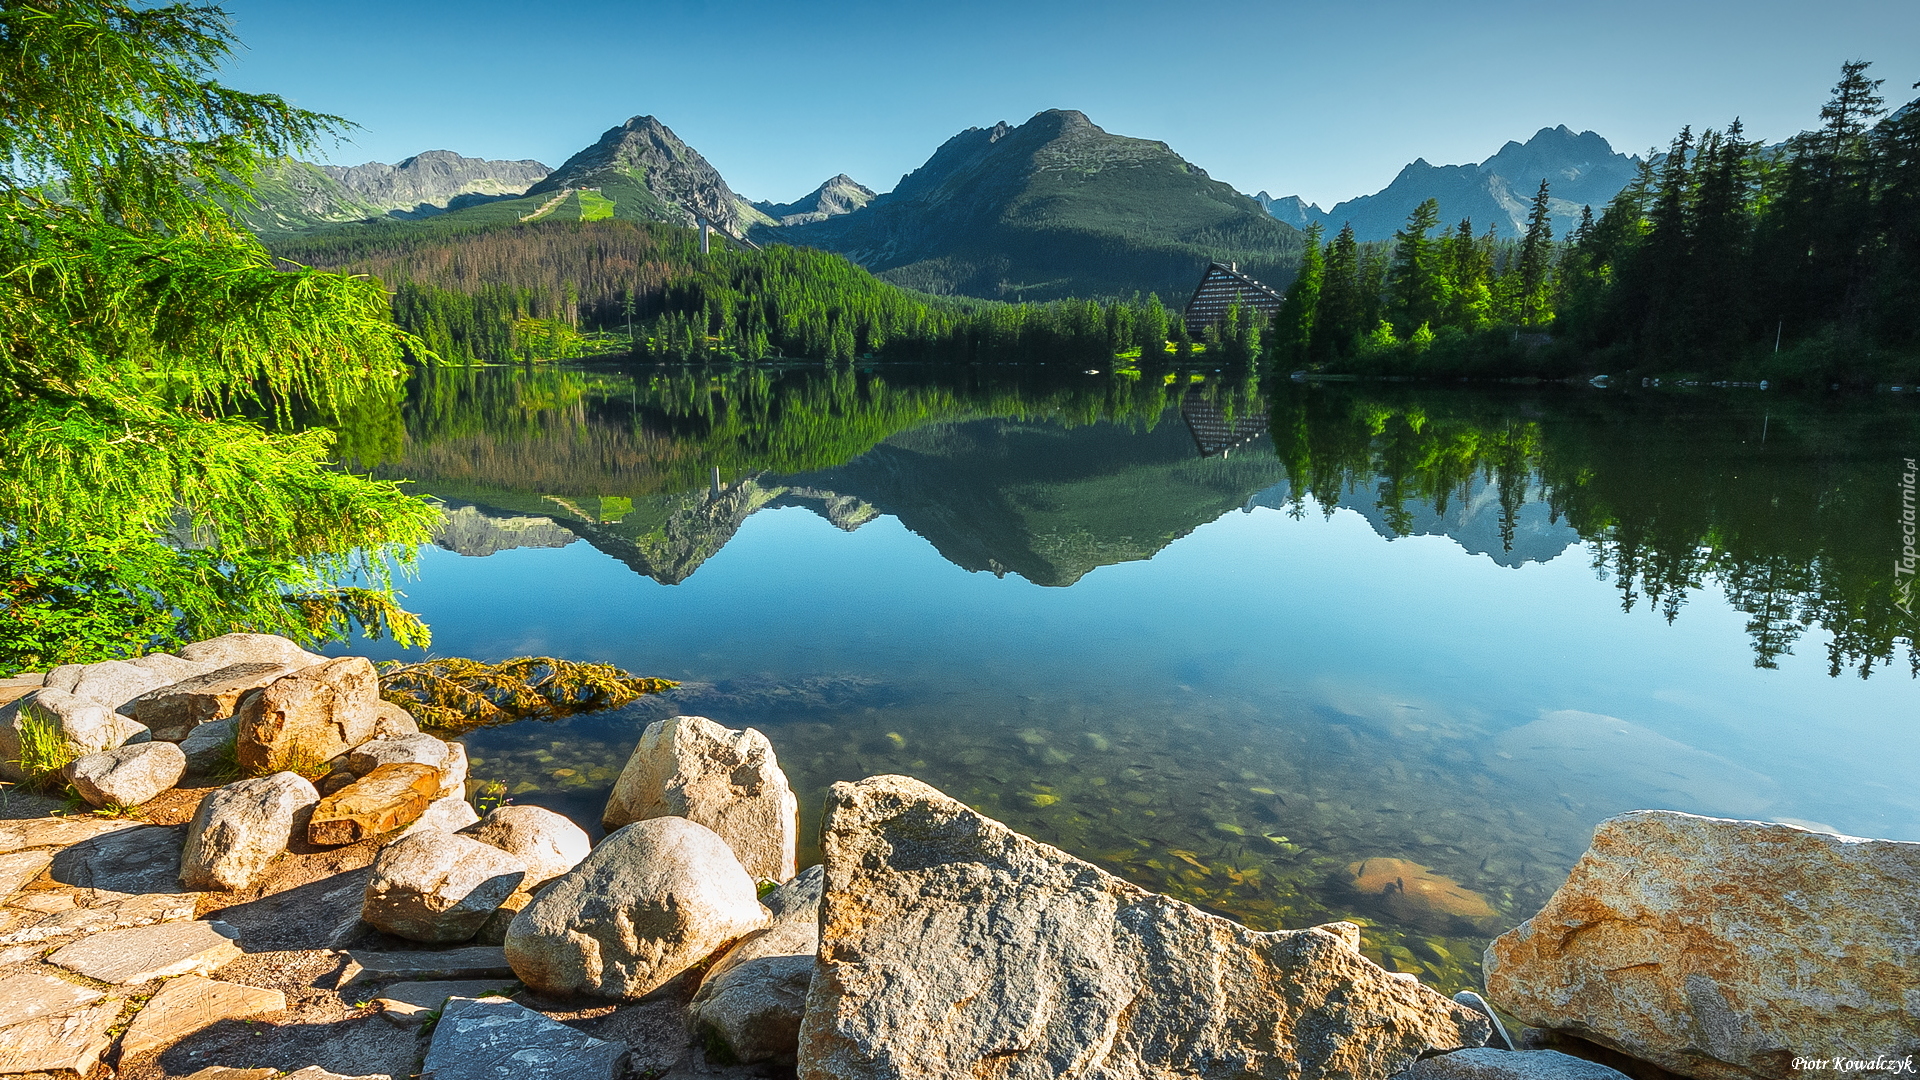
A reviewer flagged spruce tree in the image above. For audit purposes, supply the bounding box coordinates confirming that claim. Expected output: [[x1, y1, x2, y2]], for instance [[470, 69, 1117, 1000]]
[[1387, 198, 1446, 335], [1314, 225, 1364, 361], [1273, 223, 1324, 366]]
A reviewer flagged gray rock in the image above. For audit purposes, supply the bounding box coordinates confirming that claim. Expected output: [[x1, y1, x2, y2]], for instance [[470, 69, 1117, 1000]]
[[374, 979, 523, 1027], [180, 772, 320, 891], [0, 688, 147, 781], [334, 946, 514, 989], [0, 998, 122, 1075], [47, 918, 242, 983], [118, 974, 285, 1059], [0, 815, 138, 854], [130, 662, 294, 741], [796, 775, 1488, 1080], [437, 740, 468, 800], [461, 805, 589, 887], [422, 996, 628, 1080], [283, 1069, 392, 1080], [69, 740, 186, 808], [1486, 811, 1920, 1080], [49, 823, 184, 894], [0, 970, 103, 1029], [46, 653, 212, 713], [689, 864, 823, 1063], [180, 715, 239, 776], [347, 732, 451, 776], [398, 794, 481, 840], [363, 829, 528, 944], [178, 633, 327, 671], [602, 715, 798, 882], [234, 656, 382, 776], [372, 700, 421, 739], [504, 816, 768, 1000], [1406, 1049, 1634, 1080]]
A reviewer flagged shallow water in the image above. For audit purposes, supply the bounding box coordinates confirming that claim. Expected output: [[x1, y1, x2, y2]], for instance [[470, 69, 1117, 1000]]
[[338, 363, 1920, 990]]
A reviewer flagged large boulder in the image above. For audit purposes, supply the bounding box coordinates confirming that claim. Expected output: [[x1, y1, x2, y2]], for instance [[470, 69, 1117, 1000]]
[[504, 816, 768, 1000], [45, 654, 211, 714], [362, 829, 528, 944], [602, 715, 798, 882], [178, 633, 326, 671], [0, 689, 147, 781], [797, 775, 1487, 1080], [690, 864, 824, 1065], [69, 741, 185, 808], [129, 662, 294, 742], [233, 657, 382, 776], [1404, 1049, 1633, 1080], [1485, 811, 1920, 1080], [180, 716, 238, 776], [461, 805, 590, 888], [347, 733, 451, 776], [180, 772, 320, 890], [308, 762, 439, 845]]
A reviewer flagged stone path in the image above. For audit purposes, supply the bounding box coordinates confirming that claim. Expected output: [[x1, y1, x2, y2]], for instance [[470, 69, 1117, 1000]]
[[47, 919, 243, 983], [334, 946, 514, 989], [374, 980, 522, 1027], [120, 975, 286, 1059]]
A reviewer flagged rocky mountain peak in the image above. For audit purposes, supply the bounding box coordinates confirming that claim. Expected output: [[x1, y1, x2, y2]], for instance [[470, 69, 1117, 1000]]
[[528, 114, 763, 236], [317, 151, 551, 218], [753, 174, 876, 226]]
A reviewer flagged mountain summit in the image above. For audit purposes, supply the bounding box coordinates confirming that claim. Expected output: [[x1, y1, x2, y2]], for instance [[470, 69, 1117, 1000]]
[[754, 174, 876, 226], [769, 109, 1301, 301], [527, 115, 770, 237], [1269, 126, 1640, 241]]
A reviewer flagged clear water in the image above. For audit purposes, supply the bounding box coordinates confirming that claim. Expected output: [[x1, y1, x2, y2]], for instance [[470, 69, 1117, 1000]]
[[335, 362, 1920, 990]]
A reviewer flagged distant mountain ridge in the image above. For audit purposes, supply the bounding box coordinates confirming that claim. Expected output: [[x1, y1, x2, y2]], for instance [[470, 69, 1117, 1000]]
[[767, 109, 1302, 301], [230, 152, 550, 234], [1264, 126, 1641, 242], [753, 174, 876, 225]]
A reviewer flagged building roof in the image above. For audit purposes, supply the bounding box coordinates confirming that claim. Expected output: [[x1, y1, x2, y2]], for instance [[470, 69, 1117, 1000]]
[[1183, 262, 1285, 332]]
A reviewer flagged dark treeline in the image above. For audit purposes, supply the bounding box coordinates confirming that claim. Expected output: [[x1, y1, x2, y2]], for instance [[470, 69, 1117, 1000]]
[[277, 219, 1193, 367], [1270, 62, 1920, 384]]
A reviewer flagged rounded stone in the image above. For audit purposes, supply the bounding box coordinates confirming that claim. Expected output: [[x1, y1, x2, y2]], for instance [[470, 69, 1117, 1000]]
[[69, 741, 185, 808], [363, 829, 528, 944], [461, 805, 589, 888]]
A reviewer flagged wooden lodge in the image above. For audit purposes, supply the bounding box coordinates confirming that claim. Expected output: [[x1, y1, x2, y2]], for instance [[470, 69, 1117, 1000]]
[[1183, 262, 1285, 333]]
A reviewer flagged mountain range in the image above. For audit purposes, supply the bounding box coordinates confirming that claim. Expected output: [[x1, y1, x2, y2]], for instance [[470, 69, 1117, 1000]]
[[1259, 126, 1643, 243], [245, 115, 1644, 299]]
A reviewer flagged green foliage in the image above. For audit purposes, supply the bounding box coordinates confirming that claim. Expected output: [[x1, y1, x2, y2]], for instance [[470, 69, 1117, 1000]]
[[1553, 61, 1920, 380], [378, 656, 679, 734], [10, 715, 77, 793], [0, 1, 441, 674]]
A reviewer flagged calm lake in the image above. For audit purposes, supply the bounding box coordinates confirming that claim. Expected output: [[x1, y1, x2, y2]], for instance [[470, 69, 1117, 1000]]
[[334, 361, 1919, 991]]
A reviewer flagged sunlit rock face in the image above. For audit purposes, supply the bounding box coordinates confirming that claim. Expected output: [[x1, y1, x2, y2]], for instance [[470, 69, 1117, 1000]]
[[798, 774, 1488, 1080], [1486, 810, 1920, 1080]]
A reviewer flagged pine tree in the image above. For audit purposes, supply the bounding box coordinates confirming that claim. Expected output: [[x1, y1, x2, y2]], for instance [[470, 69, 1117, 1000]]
[[1313, 225, 1364, 361], [1514, 180, 1557, 327], [1387, 198, 1447, 335], [1273, 222, 1324, 366]]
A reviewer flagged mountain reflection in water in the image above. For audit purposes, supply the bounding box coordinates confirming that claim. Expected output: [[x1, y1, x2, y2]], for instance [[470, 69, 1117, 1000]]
[[333, 361, 1919, 992]]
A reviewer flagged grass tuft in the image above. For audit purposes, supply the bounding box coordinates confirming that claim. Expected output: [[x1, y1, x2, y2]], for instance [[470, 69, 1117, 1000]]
[[11, 715, 77, 792]]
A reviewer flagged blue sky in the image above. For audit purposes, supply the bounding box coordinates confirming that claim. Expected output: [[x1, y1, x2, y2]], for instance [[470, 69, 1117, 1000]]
[[220, 0, 1920, 208]]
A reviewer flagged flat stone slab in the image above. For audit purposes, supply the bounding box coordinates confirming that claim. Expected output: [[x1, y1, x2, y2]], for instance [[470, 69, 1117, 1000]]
[[0, 971, 103, 1029], [375, 979, 522, 1027], [422, 996, 627, 1080], [0, 890, 196, 945], [309, 763, 439, 845], [0, 816, 138, 855], [0, 851, 51, 896], [0, 998, 122, 1076], [119, 974, 286, 1060], [48, 824, 185, 895], [180, 1070, 277, 1080], [47, 919, 242, 984], [284, 1068, 392, 1080], [334, 946, 514, 989], [1407, 1050, 1632, 1080]]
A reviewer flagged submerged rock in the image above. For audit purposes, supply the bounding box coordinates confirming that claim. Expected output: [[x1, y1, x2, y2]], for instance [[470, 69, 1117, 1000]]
[[180, 773, 320, 891], [602, 715, 798, 882], [1485, 810, 1920, 1080], [1348, 857, 1500, 928], [504, 816, 767, 1000], [797, 775, 1487, 1080]]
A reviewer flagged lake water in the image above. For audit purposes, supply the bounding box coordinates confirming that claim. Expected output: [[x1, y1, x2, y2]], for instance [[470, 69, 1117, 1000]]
[[335, 361, 1920, 991]]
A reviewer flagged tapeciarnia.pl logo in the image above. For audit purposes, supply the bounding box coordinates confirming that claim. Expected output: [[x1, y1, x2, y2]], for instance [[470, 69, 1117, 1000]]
[[1897, 457, 1917, 616]]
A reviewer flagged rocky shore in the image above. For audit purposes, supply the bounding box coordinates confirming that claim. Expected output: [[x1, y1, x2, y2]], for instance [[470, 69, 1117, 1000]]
[[0, 636, 1912, 1080]]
